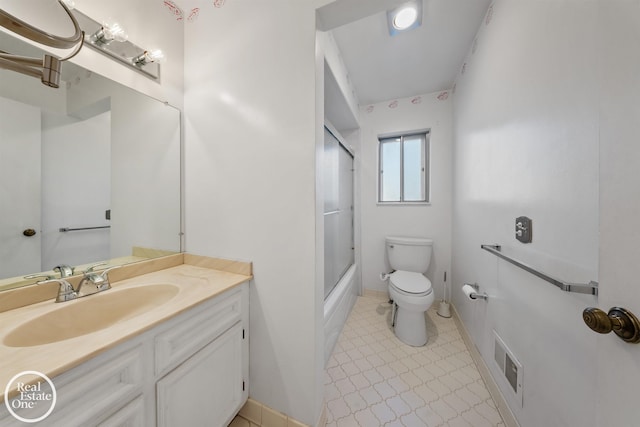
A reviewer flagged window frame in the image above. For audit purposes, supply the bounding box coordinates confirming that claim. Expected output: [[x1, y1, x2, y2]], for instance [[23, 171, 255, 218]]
[[377, 130, 430, 204]]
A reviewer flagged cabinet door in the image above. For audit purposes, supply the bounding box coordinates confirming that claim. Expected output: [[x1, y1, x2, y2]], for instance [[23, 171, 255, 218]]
[[156, 323, 244, 427]]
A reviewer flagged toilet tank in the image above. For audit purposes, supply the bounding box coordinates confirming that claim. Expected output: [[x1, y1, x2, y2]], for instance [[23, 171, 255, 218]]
[[386, 236, 433, 273]]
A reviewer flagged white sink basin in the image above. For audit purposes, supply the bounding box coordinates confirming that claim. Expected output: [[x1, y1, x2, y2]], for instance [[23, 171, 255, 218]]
[[3, 284, 179, 347]]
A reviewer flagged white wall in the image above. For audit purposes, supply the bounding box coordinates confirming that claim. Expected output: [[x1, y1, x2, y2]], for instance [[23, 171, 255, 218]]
[[184, 1, 322, 425], [451, 1, 599, 426], [359, 92, 453, 299]]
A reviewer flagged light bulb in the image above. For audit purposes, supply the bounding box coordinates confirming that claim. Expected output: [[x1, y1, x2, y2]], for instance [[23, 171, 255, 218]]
[[146, 49, 165, 63], [133, 49, 165, 65], [393, 6, 418, 30], [94, 20, 128, 44], [61, 0, 75, 10]]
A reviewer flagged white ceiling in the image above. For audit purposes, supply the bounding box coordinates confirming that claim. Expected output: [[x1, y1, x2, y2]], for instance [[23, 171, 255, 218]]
[[320, 0, 491, 106]]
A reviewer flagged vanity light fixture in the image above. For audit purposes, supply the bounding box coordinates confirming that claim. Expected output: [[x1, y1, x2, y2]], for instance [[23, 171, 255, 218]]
[[72, 10, 163, 80], [387, 1, 422, 36], [0, 0, 84, 88]]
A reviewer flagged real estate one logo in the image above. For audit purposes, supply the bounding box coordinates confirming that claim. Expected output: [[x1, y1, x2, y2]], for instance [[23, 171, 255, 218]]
[[4, 371, 57, 423]]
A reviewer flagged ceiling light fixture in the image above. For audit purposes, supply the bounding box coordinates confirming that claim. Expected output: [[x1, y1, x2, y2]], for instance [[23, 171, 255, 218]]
[[393, 6, 418, 30], [387, 1, 422, 36]]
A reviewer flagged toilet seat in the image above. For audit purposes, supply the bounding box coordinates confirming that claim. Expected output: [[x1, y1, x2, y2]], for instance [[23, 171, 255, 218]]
[[389, 270, 432, 296]]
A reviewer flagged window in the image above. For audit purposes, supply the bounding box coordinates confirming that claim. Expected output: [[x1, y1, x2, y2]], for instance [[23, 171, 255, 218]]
[[378, 131, 429, 203]]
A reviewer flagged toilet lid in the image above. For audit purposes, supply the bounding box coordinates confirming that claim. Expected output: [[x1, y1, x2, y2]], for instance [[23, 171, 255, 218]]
[[389, 271, 432, 295]]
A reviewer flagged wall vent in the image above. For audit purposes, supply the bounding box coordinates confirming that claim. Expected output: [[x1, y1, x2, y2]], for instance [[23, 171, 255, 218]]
[[493, 331, 523, 407]]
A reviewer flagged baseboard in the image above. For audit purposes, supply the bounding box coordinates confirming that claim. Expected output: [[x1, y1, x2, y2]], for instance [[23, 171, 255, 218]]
[[236, 397, 315, 427], [316, 404, 327, 427], [451, 304, 520, 427]]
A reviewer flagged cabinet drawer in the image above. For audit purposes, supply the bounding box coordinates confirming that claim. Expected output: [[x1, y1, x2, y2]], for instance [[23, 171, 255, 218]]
[[98, 396, 145, 427], [155, 286, 243, 376], [52, 343, 144, 426], [0, 344, 145, 427]]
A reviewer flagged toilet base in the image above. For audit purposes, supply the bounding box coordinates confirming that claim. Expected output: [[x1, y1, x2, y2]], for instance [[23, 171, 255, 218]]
[[393, 306, 428, 347]]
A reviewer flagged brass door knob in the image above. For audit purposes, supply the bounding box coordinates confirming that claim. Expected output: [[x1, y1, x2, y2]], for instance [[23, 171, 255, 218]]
[[22, 228, 36, 237], [583, 307, 640, 343]]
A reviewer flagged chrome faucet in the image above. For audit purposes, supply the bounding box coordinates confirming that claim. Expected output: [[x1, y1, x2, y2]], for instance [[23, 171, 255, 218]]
[[38, 263, 121, 302], [37, 278, 78, 302], [53, 264, 75, 278], [77, 263, 120, 293]]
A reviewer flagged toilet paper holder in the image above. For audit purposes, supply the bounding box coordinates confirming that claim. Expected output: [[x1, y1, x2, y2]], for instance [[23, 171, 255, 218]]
[[465, 283, 489, 300]]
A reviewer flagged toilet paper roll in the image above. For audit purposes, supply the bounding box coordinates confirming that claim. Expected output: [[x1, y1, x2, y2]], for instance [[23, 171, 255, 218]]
[[462, 284, 477, 300]]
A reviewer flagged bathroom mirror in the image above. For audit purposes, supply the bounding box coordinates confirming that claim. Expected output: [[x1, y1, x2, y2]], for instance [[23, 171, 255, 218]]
[[0, 29, 182, 291]]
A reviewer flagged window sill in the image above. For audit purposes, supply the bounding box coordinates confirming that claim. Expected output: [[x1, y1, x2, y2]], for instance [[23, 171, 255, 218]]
[[376, 202, 431, 206]]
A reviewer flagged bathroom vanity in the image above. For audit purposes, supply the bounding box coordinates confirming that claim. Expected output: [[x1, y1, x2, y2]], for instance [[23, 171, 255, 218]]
[[0, 254, 250, 426]]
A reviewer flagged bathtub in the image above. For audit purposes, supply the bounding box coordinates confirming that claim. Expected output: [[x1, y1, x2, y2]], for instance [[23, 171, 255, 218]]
[[324, 264, 358, 365]]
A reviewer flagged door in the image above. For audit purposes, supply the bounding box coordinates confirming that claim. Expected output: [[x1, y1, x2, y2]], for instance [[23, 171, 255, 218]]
[[595, 2, 640, 425], [0, 97, 41, 278]]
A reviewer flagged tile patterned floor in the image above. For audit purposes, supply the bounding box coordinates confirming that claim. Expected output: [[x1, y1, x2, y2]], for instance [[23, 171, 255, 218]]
[[324, 295, 505, 427]]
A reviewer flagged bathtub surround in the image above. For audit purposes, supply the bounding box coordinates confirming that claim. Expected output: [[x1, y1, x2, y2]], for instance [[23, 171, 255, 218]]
[[320, 28, 363, 369], [324, 264, 359, 364]]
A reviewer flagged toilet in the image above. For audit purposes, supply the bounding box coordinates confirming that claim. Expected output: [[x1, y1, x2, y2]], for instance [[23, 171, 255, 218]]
[[385, 236, 434, 346]]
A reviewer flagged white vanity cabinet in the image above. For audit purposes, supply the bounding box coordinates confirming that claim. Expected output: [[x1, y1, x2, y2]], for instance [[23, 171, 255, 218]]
[[155, 281, 248, 427], [156, 323, 245, 426], [0, 281, 249, 427]]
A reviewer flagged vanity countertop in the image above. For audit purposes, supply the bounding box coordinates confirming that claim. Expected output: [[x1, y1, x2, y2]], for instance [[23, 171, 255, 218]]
[[0, 254, 252, 400]]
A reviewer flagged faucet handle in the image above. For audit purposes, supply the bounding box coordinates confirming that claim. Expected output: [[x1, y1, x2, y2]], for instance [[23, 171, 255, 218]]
[[53, 264, 75, 278], [37, 278, 78, 303], [101, 265, 121, 276], [95, 265, 121, 291], [84, 262, 108, 274]]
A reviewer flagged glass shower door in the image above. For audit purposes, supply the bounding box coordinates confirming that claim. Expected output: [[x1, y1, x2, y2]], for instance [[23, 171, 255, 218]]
[[324, 127, 354, 299]]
